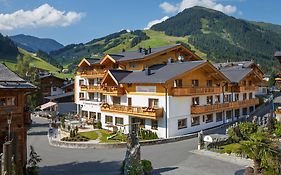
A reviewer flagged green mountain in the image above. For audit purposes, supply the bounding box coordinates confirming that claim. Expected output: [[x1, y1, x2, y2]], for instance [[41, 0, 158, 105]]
[[46, 6, 281, 73], [0, 33, 19, 61], [10, 34, 64, 53]]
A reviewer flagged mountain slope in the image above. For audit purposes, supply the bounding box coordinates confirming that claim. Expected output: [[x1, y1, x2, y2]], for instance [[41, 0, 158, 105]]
[[151, 6, 281, 72], [10, 34, 64, 53], [0, 33, 19, 61]]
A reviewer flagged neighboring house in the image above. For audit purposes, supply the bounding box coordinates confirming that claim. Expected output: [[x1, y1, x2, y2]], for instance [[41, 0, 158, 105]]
[[39, 74, 65, 97], [74, 44, 263, 138], [0, 63, 36, 175]]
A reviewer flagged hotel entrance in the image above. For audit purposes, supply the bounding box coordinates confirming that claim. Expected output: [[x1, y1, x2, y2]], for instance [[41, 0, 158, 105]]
[[131, 117, 145, 130]]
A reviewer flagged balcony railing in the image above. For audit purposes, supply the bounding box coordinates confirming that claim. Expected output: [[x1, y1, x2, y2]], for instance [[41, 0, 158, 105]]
[[77, 69, 106, 78], [100, 103, 163, 119], [191, 98, 259, 114], [233, 86, 258, 92], [80, 85, 125, 96], [172, 86, 222, 96]]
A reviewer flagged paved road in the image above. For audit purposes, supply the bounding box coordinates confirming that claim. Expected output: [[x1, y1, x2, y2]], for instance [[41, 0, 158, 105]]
[[27, 117, 245, 175]]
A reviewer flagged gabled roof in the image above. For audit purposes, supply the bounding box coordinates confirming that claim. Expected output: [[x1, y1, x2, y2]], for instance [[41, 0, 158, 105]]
[[78, 58, 101, 67], [120, 60, 208, 84], [220, 68, 252, 83], [39, 74, 65, 81], [103, 44, 200, 63], [101, 69, 132, 85], [44, 92, 74, 100], [61, 82, 74, 89], [0, 63, 36, 89]]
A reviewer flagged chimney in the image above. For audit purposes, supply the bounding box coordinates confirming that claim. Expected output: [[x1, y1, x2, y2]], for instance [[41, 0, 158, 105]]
[[145, 67, 151, 75], [139, 47, 142, 53], [144, 48, 148, 55], [148, 46, 151, 54]]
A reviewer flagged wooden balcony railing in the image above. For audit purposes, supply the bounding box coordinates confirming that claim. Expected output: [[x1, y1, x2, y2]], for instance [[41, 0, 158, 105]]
[[191, 98, 259, 114], [80, 85, 125, 96], [233, 86, 258, 92], [100, 103, 163, 119], [172, 86, 222, 96], [77, 69, 106, 78]]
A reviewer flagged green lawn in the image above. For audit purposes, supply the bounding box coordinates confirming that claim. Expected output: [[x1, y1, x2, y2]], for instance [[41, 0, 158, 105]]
[[79, 131, 99, 140], [218, 143, 242, 154]]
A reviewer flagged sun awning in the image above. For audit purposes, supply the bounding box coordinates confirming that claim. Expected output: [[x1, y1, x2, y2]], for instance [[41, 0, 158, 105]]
[[39, 102, 57, 110]]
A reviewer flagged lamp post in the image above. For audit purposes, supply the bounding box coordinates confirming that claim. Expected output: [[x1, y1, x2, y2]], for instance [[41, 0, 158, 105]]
[[7, 112, 12, 142]]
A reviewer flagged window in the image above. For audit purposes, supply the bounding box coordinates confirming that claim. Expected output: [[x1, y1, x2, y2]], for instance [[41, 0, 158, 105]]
[[226, 110, 232, 120], [206, 80, 212, 87], [88, 79, 95, 86], [90, 112, 96, 119], [53, 87, 57, 91], [249, 81, 252, 86], [97, 78, 102, 85], [243, 93, 247, 100], [105, 115, 113, 123], [192, 80, 199, 87], [224, 94, 231, 102], [0, 97, 16, 106], [235, 94, 239, 101], [235, 109, 240, 118], [79, 93, 84, 99], [129, 62, 137, 68], [191, 116, 200, 126], [242, 108, 248, 115], [249, 106, 254, 113], [82, 111, 88, 118], [215, 95, 220, 103], [174, 79, 183, 87], [97, 113, 101, 121], [151, 120, 158, 130], [192, 97, 200, 105], [249, 93, 253, 99], [207, 96, 213, 104], [242, 81, 246, 86], [79, 79, 84, 86], [206, 114, 213, 123], [149, 99, 159, 108], [178, 119, 187, 129], [113, 97, 121, 104], [115, 117, 124, 125], [216, 112, 223, 122]]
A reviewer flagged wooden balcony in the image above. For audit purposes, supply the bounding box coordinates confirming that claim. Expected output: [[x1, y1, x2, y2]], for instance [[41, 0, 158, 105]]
[[77, 69, 105, 78], [100, 103, 163, 119], [191, 98, 259, 114], [80, 85, 125, 96], [172, 86, 222, 96], [233, 86, 258, 92]]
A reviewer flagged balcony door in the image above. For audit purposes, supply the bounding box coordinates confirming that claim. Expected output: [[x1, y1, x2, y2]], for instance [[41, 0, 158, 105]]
[[131, 117, 145, 128], [148, 99, 159, 108], [128, 97, 132, 106]]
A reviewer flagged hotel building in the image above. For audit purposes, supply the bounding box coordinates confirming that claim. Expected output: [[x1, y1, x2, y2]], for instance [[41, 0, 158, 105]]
[[74, 44, 262, 138]]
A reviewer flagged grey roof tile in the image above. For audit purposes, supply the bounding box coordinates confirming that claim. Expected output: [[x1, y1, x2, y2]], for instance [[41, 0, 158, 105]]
[[109, 44, 181, 62], [220, 68, 252, 83], [44, 92, 74, 100], [120, 60, 207, 84]]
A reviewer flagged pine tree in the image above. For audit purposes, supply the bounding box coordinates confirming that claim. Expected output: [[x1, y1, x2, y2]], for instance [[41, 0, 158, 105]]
[[26, 145, 42, 175]]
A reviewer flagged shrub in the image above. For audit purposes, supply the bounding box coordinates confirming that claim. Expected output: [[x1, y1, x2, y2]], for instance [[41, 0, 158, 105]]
[[141, 160, 153, 174], [239, 122, 257, 140], [273, 123, 281, 137], [97, 121, 102, 129], [138, 129, 158, 140]]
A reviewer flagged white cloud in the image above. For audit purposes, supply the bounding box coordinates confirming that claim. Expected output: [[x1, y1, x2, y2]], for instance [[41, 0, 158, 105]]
[[160, 0, 237, 14], [144, 16, 169, 30], [0, 3, 84, 30]]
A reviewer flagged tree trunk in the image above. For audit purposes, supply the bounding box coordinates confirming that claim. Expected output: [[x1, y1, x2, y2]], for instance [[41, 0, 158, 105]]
[[253, 158, 261, 175]]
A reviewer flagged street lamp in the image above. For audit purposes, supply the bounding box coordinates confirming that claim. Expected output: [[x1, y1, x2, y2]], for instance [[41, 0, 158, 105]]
[[7, 112, 12, 142]]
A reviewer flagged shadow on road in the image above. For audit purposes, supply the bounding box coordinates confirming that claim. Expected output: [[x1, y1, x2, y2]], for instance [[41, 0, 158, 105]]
[[27, 131, 48, 136], [152, 167, 178, 174], [40, 161, 121, 175], [234, 169, 244, 175], [31, 122, 49, 128]]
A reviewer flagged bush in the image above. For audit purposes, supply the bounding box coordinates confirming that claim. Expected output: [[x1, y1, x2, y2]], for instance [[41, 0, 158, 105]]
[[97, 121, 102, 129], [273, 122, 281, 137], [141, 160, 153, 174], [138, 129, 158, 140], [227, 122, 257, 142]]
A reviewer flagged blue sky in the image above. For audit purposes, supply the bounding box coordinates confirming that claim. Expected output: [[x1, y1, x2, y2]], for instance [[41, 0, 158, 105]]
[[0, 0, 280, 45]]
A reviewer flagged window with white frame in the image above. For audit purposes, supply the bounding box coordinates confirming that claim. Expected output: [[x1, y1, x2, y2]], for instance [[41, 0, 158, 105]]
[[191, 80, 199, 87], [174, 79, 183, 87], [191, 116, 200, 126], [207, 96, 213, 104], [206, 114, 213, 123], [151, 120, 158, 130], [192, 97, 200, 105], [178, 119, 187, 129], [216, 112, 223, 122]]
